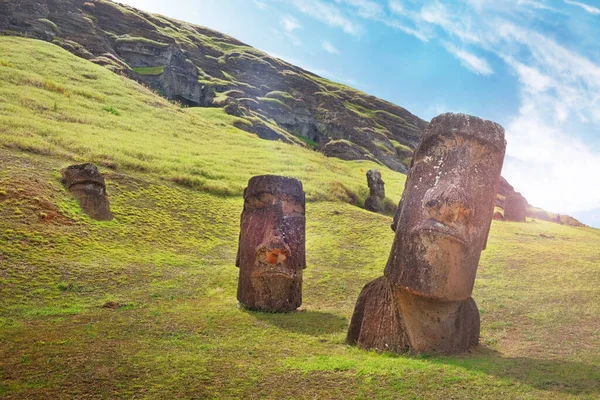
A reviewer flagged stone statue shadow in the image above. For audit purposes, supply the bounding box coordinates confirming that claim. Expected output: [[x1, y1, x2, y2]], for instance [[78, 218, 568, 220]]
[[246, 309, 348, 336], [429, 346, 600, 396]]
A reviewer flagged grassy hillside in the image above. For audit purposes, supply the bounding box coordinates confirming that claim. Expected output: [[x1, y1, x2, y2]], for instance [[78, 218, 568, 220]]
[[1, 38, 599, 399], [0, 0, 427, 172]]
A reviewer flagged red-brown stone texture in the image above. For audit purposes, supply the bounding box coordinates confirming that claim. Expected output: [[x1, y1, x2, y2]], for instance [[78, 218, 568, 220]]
[[348, 113, 506, 354], [504, 193, 528, 222], [61, 163, 113, 221], [236, 175, 306, 312]]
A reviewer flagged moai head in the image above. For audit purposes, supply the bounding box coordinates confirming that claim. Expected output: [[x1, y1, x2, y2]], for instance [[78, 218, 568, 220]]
[[236, 175, 306, 312], [384, 113, 506, 301], [504, 194, 527, 222], [366, 169, 385, 198], [61, 163, 113, 221]]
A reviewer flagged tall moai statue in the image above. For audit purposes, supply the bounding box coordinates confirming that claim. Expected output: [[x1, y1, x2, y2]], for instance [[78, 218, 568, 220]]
[[347, 113, 506, 354], [364, 169, 385, 213], [236, 175, 306, 312], [61, 163, 113, 221]]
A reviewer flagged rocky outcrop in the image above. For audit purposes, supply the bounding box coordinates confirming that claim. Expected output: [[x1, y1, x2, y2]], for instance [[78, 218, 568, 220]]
[[493, 177, 585, 226], [0, 0, 427, 172]]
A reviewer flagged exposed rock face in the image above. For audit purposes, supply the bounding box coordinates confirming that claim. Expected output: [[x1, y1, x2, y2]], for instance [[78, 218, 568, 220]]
[[364, 169, 385, 213], [505, 194, 528, 222], [348, 113, 506, 355], [236, 175, 306, 312], [0, 0, 427, 172], [61, 163, 113, 221]]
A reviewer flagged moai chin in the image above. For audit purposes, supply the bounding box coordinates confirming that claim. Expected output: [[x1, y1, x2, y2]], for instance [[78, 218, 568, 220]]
[[364, 169, 385, 213], [348, 113, 506, 354], [236, 175, 306, 312], [61, 163, 113, 221]]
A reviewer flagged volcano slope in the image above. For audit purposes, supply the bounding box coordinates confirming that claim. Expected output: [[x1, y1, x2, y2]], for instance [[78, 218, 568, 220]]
[[0, 38, 599, 399]]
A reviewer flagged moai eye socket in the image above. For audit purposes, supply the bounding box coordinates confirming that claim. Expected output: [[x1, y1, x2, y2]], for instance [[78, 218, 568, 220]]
[[246, 193, 277, 209]]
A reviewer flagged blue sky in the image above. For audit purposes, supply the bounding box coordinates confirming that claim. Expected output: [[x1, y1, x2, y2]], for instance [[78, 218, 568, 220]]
[[118, 0, 600, 222]]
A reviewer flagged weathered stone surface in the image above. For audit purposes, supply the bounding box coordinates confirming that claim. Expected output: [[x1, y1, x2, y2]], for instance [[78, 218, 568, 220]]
[[321, 140, 374, 163], [347, 276, 409, 353], [384, 113, 505, 301], [61, 163, 113, 221], [347, 276, 479, 354], [348, 113, 506, 355], [236, 175, 306, 312], [505, 194, 527, 222], [364, 169, 385, 213]]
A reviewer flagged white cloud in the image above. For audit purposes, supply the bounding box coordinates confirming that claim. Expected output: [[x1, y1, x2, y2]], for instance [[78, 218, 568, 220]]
[[322, 40, 340, 54], [563, 0, 600, 15], [503, 104, 600, 212], [335, 0, 384, 19], [292, 0, 362, 36], [389, 2, 600, 213], [281, 14, 301, 33], [280, 14, 302, 46], [254, 0, 268, 10], [389, 0, 404, 14], [443, 42, 494, 75]]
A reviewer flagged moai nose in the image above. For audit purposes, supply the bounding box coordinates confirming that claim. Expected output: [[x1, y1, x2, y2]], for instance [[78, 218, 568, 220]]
[[257, 234, 291, 265], [423, 183, 472, 223]]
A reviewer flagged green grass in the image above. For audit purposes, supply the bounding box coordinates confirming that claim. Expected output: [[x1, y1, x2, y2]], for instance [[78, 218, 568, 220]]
[[102, 105, 121, 115], [132, 65, 165, 75], [257, 96, 292, 112], [265, 90, 297, 101], [37, 19, 60, 34], [0, 37, 599, 399]]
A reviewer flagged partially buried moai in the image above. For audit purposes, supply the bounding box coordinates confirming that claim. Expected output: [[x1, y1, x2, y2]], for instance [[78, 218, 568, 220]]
[[236, 175, 306, 312], [61, 163, 113, 221], [364, 169, 385, 213], [347, 113, 506, 354]]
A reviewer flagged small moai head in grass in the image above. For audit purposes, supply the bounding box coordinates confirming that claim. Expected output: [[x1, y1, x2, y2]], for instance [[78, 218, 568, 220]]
[[384, 113, 506, 301], [365, 169, 385, 213], [236, 175, 306, 312], [61, 163, 113, 221]]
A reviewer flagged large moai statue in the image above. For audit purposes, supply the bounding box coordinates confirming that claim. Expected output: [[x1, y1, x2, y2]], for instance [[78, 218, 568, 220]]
[[61, 163, 113, 221], [347, 113, 506, 355], [364, 169, 385, 213], [504, 193, 527, 222], [236, 175, 306, 312]]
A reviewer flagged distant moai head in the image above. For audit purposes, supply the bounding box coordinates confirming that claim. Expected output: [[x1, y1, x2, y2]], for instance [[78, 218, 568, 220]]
[[384, 113, 506, 301], [236, 175, 306, 312], [61, 163, 113, 221], [366, 169, 385, 198], [504, 194, 527, 222]]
